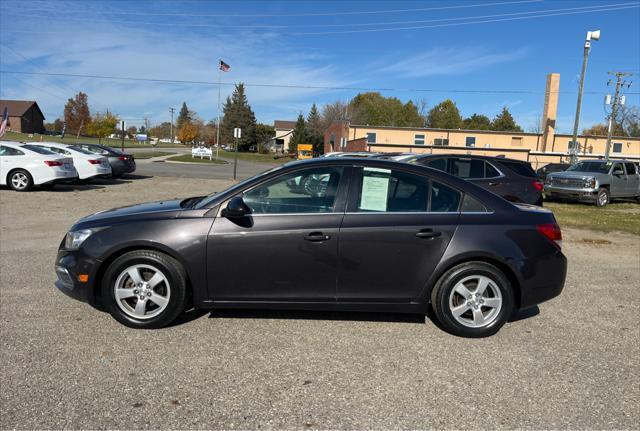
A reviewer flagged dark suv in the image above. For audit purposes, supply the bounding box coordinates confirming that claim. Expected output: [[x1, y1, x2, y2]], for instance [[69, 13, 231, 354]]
[[406, 155, 544, 205]]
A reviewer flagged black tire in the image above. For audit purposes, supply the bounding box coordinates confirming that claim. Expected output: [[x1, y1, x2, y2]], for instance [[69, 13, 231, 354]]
[[102, 250, 188, 329], [596, 187, 609, 207], [8, 169, 33, 191], [430, 262, 514, 338]]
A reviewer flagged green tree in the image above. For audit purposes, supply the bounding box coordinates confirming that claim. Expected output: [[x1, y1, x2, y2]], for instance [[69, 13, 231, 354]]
[[288, 113, 308, 154], [64, 92, 91, 135], [176, 102, 191, 130], [463, 114, 491, 130], [220, 83, 257, 151], [255, 123, 275, 153], [349, 92, 424, 127], [426, 99, 462, 129], [307, 103, 324, 155], [87, 111, 119, 144], [491, 107, 523, 132]]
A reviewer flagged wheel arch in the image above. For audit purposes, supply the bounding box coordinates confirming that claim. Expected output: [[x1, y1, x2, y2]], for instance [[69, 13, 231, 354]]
[[6, 167, 32, 184], [92, 242, 193, 306], [424, 255, 522, 309]]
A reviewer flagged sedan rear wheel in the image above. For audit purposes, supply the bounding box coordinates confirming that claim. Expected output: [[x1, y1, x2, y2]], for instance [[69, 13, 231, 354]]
[[431, 262, 513, 337], [103, 250, 187, 328], [9, 169, 33, 191]]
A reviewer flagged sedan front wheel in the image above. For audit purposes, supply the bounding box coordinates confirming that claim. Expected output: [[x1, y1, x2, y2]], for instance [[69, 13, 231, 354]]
[[103, 250, 188, 329]]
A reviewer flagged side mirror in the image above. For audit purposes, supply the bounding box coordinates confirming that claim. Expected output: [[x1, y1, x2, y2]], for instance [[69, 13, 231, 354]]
[[612, 167, 624, 176], [221, 196, 250, 218]]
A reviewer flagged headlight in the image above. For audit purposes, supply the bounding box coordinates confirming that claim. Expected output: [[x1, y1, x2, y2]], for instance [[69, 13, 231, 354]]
[[584, 177, 597, 188], [64, 228, 102, 250]]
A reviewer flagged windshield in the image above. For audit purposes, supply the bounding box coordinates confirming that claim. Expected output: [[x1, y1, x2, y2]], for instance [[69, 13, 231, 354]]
[[22, 144, 58, 155], [567, 161, 611, 173], [194, 164, 285, 209]]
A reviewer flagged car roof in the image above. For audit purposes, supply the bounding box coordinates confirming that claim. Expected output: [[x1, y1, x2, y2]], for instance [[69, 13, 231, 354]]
[[27, 141, 70, 148], [413, 153, 531, 164], [0, 141, 22, 148]]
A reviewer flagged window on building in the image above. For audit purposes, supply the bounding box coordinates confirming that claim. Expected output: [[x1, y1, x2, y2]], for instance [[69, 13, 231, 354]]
[[465, 137, 476, 147], [511, 137, 523, 146], [434, 138, 449, 146], [414, 134, 425, 145], [340, 137, 347, 149], [612, 142, 623, 153], [366, 133, 376, 144]]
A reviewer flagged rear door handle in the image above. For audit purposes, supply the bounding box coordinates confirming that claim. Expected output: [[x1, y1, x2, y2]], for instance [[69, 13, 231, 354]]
[[488, 182, 500, 186], [304, 231, 330, 242], [416, 229, 442, 239]]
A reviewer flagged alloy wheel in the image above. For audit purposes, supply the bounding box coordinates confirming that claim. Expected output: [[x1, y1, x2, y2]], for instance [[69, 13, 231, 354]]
[[11, 172, 29, 190], [448, 275, 503, 328], [114, 264, 171, 320]]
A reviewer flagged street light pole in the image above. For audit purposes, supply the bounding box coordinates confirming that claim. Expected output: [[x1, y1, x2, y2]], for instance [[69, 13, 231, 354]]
[[570, 30, 600, 165], [604, 72, 633, 161]]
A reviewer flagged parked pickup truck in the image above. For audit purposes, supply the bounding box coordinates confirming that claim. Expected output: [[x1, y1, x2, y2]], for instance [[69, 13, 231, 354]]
[[544, 159, 640, 207]]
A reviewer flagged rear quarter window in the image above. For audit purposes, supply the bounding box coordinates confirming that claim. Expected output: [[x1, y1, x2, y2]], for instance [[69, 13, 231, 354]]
[[498, 160, 536, 177]]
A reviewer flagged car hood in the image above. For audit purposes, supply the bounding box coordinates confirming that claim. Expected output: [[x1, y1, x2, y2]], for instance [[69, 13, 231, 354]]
[[78, 199, 184, 225], [548, 171, 599, 179]]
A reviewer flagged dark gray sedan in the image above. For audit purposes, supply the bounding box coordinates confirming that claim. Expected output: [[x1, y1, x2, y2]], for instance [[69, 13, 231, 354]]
[[54, 158, 566, 337], [71, 144, 136, 178]]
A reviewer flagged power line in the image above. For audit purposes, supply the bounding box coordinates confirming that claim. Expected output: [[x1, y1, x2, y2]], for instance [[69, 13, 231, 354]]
[[291, 4, 640, 35], [2, 3, 637, 36], [3, 70, 637, 96], [3, 2, 633, 30], [0, 0, 543, 18]]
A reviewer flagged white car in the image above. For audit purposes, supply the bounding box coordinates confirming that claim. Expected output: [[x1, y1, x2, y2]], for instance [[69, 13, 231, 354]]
[[27, 142, 111, 180], [0, 141, 78, 191]]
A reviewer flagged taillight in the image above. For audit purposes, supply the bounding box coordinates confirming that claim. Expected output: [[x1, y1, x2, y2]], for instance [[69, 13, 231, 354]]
[[532, 180, 544, 191], [44, 160, 62, 167], [87, 159, 101, 165], [537, 223, 562, 249], [117, 156, 127, 161]]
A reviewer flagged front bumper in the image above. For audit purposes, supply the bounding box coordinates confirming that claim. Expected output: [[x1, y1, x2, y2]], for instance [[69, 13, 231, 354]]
[[54, 247, 102, 306], [544, 185, 598, 202]]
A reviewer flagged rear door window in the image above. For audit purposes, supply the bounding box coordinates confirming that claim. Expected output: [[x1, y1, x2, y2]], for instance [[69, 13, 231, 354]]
[[451, 158, 485, 179], [355, 167, 429, 213], [430, 181, 461, 212], [624, 162, 637, 175], [0, 146, 24, 156], [499, 160, 536, 177]]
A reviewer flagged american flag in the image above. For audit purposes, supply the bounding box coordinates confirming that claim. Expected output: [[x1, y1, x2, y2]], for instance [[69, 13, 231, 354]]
[[0, 107, 8, 138], [219, 60, 230, 72]]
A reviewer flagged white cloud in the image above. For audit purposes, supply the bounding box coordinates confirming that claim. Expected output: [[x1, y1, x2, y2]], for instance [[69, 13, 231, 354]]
[[376, 46, 529, 78], [0, 11, 353, 125]]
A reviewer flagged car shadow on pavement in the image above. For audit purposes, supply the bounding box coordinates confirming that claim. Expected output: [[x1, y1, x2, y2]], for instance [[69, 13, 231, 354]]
[[207, 309, 426, 324], [508, 305, 540, 322]]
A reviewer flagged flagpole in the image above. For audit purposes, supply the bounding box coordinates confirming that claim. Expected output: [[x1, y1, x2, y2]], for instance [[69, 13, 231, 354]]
[[216, 59, 221, 161]]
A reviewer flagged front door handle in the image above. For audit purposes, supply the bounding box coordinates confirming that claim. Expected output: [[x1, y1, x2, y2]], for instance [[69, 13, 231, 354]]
[[488, 182, 500, 186], [304, 231, 330, 242], [416, 229, 442, 239]]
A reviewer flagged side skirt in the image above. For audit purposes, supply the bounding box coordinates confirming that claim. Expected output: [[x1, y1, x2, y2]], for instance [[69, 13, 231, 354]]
[[196, 300, 426, 314]]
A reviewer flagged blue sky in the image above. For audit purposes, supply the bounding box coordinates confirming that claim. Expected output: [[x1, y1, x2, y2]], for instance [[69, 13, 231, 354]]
[[1, 0, 639, 133]]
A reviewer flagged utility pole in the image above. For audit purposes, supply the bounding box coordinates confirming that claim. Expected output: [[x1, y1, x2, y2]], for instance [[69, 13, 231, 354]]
[[570, 30, 600, 164], [169, 107, 175, 143], [604, 72, 633, 160]]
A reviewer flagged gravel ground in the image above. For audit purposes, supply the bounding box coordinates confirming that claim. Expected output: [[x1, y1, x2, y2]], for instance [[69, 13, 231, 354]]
[[1, 176, 638, 430]]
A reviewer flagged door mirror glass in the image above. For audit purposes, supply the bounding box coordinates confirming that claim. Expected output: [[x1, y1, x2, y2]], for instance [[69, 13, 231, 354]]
[[612, 167, 624, 176], [222, 196, 250, 218]]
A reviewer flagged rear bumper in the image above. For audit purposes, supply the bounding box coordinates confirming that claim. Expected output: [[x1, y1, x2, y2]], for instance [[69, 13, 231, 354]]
[[518, 250, 567, 309], [34, 169, 79, 185], [110, 160, 136, 176]]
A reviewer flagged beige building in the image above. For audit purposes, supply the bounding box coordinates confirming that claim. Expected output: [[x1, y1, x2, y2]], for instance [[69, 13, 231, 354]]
[[323, 72, 640, 169]]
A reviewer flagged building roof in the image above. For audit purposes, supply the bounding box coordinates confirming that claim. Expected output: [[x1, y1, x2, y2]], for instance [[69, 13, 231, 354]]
[[0, 100, 45, 119], [274, 120, 296, 130]]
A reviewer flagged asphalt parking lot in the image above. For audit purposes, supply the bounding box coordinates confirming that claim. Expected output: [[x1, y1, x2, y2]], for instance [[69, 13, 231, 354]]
[[1, 175, 638, 429]]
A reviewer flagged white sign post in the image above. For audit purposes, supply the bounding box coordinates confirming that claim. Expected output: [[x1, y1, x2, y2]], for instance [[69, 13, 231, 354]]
[[233, 128, 241, 179], [191, 146, 213, 160]]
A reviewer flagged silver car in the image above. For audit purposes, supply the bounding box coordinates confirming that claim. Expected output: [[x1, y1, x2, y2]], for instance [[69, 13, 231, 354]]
[[544, 159, 640, 207]]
